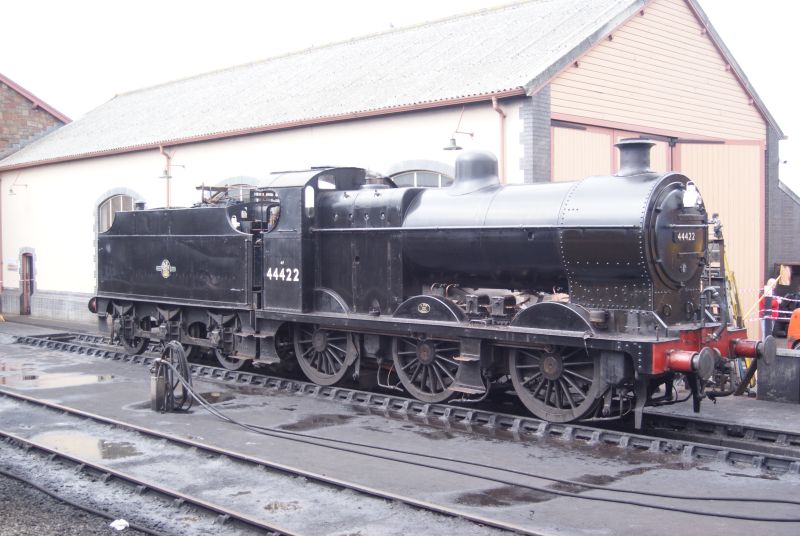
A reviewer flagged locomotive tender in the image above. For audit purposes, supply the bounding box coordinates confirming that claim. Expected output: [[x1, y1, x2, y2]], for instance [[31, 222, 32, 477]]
[[92, 140, 773, 426]]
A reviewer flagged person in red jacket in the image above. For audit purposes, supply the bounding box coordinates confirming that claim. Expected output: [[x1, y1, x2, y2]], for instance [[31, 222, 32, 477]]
[[788, 308, 800, 350]]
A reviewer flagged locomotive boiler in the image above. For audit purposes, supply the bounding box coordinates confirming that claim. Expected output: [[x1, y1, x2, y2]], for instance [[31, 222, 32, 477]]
[[92, 139, 774, 427]]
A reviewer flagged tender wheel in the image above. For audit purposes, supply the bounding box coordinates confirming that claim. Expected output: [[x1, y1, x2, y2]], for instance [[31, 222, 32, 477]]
[[183, 322, 206, 360], [119, 316, 150, 355], [392, 337, 459, 403], [293, 324, 352, 385], [509, 345, 602, 423]]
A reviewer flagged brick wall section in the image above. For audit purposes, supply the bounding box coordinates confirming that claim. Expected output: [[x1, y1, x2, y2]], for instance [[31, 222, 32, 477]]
[[520, 85, 551, 183], [766, 124, 800, 272], [0, 81, 65, 159]]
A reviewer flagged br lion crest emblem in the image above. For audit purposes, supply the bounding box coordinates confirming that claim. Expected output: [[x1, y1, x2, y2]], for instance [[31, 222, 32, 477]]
[[156, 259, 177, 279]]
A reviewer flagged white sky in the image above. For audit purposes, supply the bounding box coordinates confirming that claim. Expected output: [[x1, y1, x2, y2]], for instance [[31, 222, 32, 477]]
[[1, 0, 798, 193]]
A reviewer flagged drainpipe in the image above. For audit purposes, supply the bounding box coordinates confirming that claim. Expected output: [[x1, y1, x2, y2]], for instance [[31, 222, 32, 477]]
[[491, 96, 506, 183], [159, 146, 172, 208]]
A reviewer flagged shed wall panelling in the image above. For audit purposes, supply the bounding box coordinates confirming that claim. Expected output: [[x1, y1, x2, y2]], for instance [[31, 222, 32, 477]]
[[550, 0, 766, 141], [551, 126, 612, 181], [677, 142, 764, 338], [551, 125, 670, 182]]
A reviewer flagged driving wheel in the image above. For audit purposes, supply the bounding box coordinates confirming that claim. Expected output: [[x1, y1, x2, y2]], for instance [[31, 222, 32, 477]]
[[509, 345, 602, 422]]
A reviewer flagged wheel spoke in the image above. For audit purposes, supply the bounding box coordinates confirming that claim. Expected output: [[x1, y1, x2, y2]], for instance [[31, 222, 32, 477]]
[[326, 348, 343, 368], [431, 364, 446, 392], [559, 380, 577, 409], [522, 372, 542, 387], [434, 360, 456, 381], [401, 357, 420, 371], [409, 362, 423, 383], [328, 342, 346, 354], [418, 366, 428, 392], [563, 361, 592, 367], [563, 368, 592, 383], [562, 374, 588, 400], [532, 376, 547, 398], [555, 380, 564, 408], [433, 355, 457, 372], [434, 356, 460, 367], [515, 363, 541, 369], [544, 381, 553, 405]]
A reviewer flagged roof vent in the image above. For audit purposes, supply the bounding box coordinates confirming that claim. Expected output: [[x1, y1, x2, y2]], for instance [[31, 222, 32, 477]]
[[451, 150, 500, 193], [615, 138, 656, 177]]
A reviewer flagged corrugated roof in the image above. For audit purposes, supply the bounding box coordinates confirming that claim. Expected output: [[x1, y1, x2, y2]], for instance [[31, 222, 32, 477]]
[[0, 0, 782, 170], [0, 0, 648, 169]]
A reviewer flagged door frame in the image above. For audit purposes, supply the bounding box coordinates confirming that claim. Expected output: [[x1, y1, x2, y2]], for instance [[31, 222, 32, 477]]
[[19, 249, 35, 315]]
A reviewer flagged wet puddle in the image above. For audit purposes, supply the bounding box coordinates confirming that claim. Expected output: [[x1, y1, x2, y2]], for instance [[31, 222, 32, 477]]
[[456, 485, 554, 506], [412, 428, 460, 441], [278, 414, 355, 431], [263, 500, 300, 512], [199, 391, 236, 404], [31, 430, 140, 460], [0, 362, 113, 389]]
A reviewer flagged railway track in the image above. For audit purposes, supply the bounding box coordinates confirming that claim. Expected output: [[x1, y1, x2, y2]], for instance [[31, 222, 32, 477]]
[[0, 389, 538, 535], [12, 331, 800, 474], [0, 419, 292, 535], [637, 412, 800, 460]]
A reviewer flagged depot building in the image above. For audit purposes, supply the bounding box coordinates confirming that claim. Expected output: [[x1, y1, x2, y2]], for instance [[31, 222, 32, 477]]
[[1, 0, 797, 336]]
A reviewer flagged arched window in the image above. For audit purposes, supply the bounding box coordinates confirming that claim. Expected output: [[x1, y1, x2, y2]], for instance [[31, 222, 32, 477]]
[[391, 170, 453, 188], [98, 194, 134, 233]]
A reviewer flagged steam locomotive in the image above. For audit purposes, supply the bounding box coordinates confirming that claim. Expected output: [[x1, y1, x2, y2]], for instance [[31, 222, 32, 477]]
[[91, 139, 774, 427]]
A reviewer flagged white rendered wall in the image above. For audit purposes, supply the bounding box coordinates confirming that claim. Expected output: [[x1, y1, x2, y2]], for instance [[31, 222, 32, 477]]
[[1, 99, 524, 298]]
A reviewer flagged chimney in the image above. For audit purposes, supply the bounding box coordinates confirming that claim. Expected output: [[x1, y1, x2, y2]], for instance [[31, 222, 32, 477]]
[[615, 138, 656, 176]]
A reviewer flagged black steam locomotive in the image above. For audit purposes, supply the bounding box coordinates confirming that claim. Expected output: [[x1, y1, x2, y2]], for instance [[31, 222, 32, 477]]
[[91, 140, 773, 426]]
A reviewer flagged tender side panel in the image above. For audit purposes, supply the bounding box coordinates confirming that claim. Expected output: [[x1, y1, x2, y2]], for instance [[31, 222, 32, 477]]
[[97, 207, 251, 306]]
